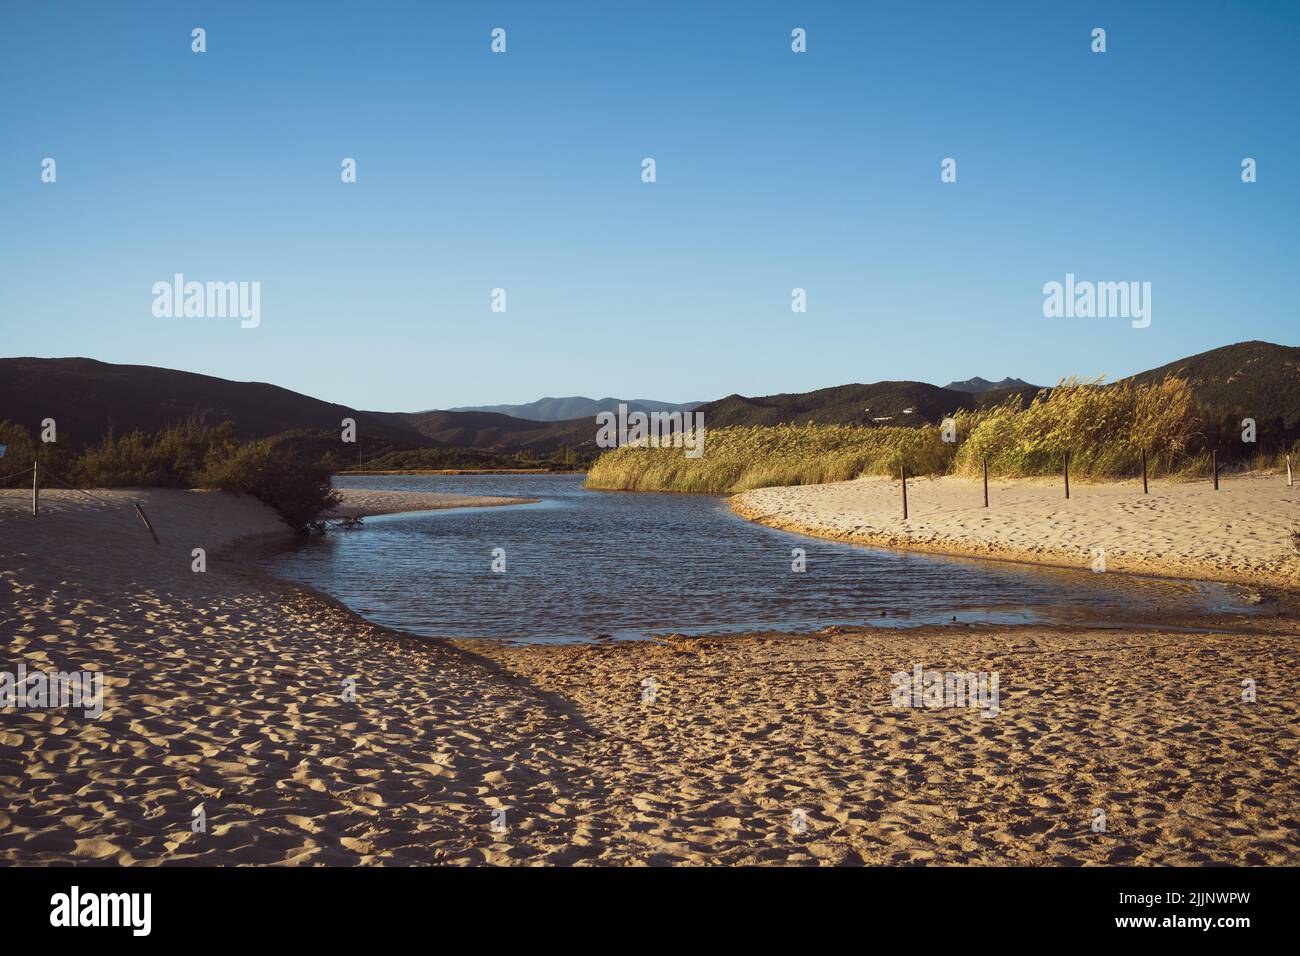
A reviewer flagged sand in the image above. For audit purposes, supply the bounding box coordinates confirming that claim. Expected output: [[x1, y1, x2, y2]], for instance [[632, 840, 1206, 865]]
[[733, 473, 1300, 591], [1, 485, 1297, 865], [467, 623, 1299, 865]]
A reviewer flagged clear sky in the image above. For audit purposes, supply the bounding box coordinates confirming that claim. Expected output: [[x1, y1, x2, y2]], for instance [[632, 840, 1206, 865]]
[[2, 1, 1296, 412]]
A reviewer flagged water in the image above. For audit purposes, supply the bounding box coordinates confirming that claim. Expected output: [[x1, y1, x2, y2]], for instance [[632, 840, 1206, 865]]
[[261, 474, 1254, 643]]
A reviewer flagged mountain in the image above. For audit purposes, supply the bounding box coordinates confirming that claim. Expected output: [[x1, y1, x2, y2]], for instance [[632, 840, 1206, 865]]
[[694, 342, 1298, 431], [697, 381, 1040, 428], [1123, 340, 1300, 428], [448, 396, 703, 422], [5, 341, 1294, 462], [944, 376, 1036, 393], [0, 357, 436, 452], [0, 357, 612, 459], [373, 409, 596, 454]]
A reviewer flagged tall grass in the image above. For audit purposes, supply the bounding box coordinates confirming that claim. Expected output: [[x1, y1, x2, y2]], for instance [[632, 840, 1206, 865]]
[[586, 422, 956, 493], [585, 378, 1287, 494], [952, 377, 1201, 479]]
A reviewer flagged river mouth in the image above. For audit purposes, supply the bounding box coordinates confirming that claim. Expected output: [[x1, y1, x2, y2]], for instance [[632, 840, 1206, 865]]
[[259, 474, 1263, 644]]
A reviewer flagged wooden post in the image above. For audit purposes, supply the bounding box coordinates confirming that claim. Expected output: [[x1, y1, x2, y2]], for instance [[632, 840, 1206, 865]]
[[1141, 449, 1148, 495], [31, 461, 38, 517], [1212, 450, 1219, 491], [134, 502, 160, 545], [1288, 453, 1293, 488], [900, 465, 908, 520], [1063, 451, 1070, 500], [982, 456, 989, 508]]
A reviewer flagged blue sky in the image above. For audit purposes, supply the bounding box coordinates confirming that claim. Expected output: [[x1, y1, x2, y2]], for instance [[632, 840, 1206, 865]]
[[2, 1, 1296, 411]]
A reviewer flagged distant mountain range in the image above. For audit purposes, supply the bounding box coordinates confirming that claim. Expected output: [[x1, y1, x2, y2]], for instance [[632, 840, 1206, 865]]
[[448, 396, 703, 422], [3, 342, 1296, 461], [944, 376, 1037, 393]]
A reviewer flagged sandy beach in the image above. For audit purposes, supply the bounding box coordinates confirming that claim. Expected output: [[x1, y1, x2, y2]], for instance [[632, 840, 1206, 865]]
[[1, 485, 1297, 865], [733, 473, 1300, 591]]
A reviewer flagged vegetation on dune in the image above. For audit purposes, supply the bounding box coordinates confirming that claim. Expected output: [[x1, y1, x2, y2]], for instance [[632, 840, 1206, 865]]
[[73, 420, 241, 489], [950, 378, 1200, 478], [586, 378, 1300, 494], [0, 415, 583, 530], [202, 436, 341, 533], [0, 420, 76, 484], [0, 419, 340, 533]]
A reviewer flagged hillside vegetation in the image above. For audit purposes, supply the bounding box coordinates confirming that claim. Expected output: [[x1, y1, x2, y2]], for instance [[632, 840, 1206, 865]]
[[0, 357, 601, 461], [586, 378, 1296, 494], [696, 380, 1038, 428], [448, 396, 703, 421], [1124, 340, 1300, 429], [0, 357, 431, 453]]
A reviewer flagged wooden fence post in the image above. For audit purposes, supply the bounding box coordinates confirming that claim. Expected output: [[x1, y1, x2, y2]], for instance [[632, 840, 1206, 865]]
[[1141, 449, 1148, 495], [1063, 451, 1070, 500], [1288, 453, 1293, 488], [900, 465, 908, 520], [134, 502, 161, 545], [982, 456, 989, 508], [31, 461, 39, 517], [1212, 450, 1219, 491]]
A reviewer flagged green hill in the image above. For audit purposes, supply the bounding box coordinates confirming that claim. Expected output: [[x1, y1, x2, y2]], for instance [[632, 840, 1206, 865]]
[[1123, 340, 1300, 429], [697, 381, 1039, 428]]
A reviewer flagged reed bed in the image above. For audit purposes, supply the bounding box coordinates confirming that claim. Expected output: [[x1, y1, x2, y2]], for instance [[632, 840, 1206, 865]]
[[951, 378, 1200, 479], [586, 422, 954, 494], [586, 378, 1291, 494]]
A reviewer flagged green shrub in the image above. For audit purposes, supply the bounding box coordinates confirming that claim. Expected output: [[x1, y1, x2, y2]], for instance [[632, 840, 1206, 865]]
[[72, 420, 238, 488], [0, 421, 38, 486], [201, 437, 341, 534], [0, 420, 76, 488]]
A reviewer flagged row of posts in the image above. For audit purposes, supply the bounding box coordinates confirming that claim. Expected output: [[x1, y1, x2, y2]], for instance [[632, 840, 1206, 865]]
[[899, 452, 1294, 519]]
